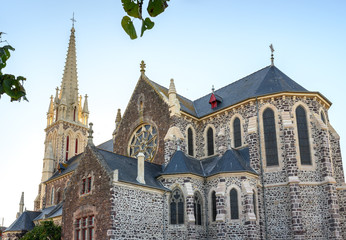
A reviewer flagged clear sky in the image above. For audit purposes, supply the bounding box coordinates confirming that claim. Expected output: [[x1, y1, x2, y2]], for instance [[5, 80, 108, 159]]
[[1, 0, 345, 227]]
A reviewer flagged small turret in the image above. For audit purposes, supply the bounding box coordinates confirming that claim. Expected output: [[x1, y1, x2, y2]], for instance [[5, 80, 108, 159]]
[[41, 142, 55, 182], [82, 94, 89, 125], [168, 78, 181, 116], [115, 109, 121, 130], [16, 192, 24, 219], [47, 96, 54, 126]]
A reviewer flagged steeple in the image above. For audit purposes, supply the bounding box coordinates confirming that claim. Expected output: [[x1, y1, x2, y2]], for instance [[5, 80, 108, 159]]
[[16, 192, 24, 218], [59, 26, 79, 113]]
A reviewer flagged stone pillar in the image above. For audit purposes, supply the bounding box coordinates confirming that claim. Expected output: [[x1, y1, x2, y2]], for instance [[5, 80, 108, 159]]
[[185, 181, 197, 239], [288, 177, 304, 239], [243, 181, 258, 240], [215, 180, 226, 239], [324, 180, 342, 239]]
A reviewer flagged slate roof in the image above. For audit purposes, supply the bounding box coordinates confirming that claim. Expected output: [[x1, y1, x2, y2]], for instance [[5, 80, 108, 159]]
[[162, 147, 257, 177], [147, 65, 313, 118], [33, 202, 63, 221], [97, 139, 113, 152], [46, 153, 81, 182], [96, 148, 168, 191], [4, 211, 41, 232]]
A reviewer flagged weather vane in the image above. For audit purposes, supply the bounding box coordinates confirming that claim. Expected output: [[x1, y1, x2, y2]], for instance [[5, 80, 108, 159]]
[[71, 12, 76, 28], [270, 44, 275, 66]]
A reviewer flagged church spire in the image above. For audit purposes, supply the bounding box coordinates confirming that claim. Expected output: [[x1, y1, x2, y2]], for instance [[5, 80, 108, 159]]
[[59, 25, 79, 112], [16, 192, 24, 218]]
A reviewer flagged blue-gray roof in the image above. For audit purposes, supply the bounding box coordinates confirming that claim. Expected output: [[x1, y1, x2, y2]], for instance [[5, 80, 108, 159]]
[[33, 203, 63, 221], [97, 139, 113, 151], [162, 147, 257, 177], [96, 149, 168, 191], [148, 65, 310, 118], [4, 211, 41, 232]]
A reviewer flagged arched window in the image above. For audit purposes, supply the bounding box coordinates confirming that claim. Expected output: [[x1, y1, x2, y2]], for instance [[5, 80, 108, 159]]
[[73, 106, 76, 121], [253, 190, 257, 218], [230, 188, 239, 219], [187, 128, 194, 156], [65, 136, 70, 161], [57, 190, 61, 204], [233, 117, 242, 148], [55, 109, 58, 122], [194, 192, 202, 225], [296, 106, 311, 165], [207, 127, 214, 156], [170, 188, 184, 224], [211, 191, 217, 221], [263, 108, 278, 166], [75, 138, 78, 155]]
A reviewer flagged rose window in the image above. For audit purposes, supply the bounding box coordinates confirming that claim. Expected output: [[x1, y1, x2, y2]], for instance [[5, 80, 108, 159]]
[[128, 124, 158, 162]]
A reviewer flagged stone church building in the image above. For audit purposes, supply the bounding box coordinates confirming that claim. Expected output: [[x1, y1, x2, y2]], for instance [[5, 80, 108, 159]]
[[3, 25, 346, 240]]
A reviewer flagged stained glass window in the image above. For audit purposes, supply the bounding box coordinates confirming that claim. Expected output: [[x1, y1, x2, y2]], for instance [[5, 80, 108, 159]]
[[211, 191, 217, 221], [194, 192, 202, 225], [170, 188, 184, 224], [296, 106, 311, 165], [128, 124, 158, 162], [207, 127, 214, 156], [230, 188, 239, 219], [233, 117, 242, 148], [263, 108, 279, 166], [188, 128, 194, 156]]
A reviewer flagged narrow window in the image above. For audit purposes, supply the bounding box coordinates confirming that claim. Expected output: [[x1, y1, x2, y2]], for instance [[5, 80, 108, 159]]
[[74, 219, 81, 240], [88, 216, 94, 240], [57, 190, 61, 203], [73, 107, 76, 121], [170, 188, 184, 224], [230, 188, 239, 219], [66, 136, 70, 161], [56, 109, 58, 122], [51, 187, 55, 205], [253, 190, 257, 218], [321, 111, 326, 124], [207, 127, 214, 156], [211, 191, 217, 221], [296, 106, 311, 165], [82, 217, 87, 240], [81, 179, 86, 195], [87, 177, 92, 193], [188, 128, 194, 156], [263, 108, 279, 166], [233, 117, 242, 148], [194, 192, 202, 225], [75, 138, 78, 155]]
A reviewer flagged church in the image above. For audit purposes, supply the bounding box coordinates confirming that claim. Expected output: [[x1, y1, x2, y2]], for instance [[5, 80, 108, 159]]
[[3, 24, 346, 240]]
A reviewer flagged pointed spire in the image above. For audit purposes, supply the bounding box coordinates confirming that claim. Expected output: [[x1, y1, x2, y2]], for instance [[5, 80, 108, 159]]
[[16, 192, 24, 218], [168, 78, 181, 116], [83, 94, 89, 113], [59, 24, 79, 107], [48, 96, 54, 114], [115, 109, 121, 124], [54, 87, 59, 105], [168, 78, 176, 94]]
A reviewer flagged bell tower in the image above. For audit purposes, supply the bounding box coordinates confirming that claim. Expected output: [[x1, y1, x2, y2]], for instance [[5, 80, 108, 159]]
[[34, 22, 89, 210]]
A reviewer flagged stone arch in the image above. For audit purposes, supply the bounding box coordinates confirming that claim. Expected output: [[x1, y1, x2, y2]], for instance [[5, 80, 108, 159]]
[[169, 186, 185, 224], [229, 113, 245, 148], [226, 184, 242, 221], [208, 187, 218, 223], [258, 103, 283, 172], [292, 101, 315, 170], [185, 124, 196, 157], [193, 190, 204, 225], [203, 124, 216, 157]]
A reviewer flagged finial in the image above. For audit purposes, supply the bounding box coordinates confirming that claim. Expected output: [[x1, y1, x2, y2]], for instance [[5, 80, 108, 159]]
[[270, 44, 275, 66], [88, 122, 94, 143], [212, 85, 215, 93], [140, 60, 146, 73], [71, 12, 76, 28]]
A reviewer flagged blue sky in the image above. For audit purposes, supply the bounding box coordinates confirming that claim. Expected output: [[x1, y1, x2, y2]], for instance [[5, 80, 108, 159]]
[[1, 0, 345, 227]]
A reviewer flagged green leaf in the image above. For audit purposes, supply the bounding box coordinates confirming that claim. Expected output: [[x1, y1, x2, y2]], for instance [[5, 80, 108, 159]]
[[121, 16, 138, 40], [122, 0, 141, 19], [140, 18, 155, 37], [147, 0, 168, 17]]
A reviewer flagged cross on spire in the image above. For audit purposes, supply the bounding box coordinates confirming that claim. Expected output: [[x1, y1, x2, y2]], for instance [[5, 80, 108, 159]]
[[140, 60, 146, 73], [71, 13, 76, 28], [270, 44, 275, 66]]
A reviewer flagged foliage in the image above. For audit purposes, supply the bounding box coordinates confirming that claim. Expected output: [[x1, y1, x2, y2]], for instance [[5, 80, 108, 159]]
[[0, 32, 27, 102], [121, 0, 169, 39], [21, 221, 61, 240]]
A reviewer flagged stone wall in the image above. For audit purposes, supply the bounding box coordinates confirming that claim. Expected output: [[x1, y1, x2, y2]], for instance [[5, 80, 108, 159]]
[[113, 77, 171, 165], [45, 174, 71, 208], [62, 146, 113, 240], [109, 185, 165, 239]]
